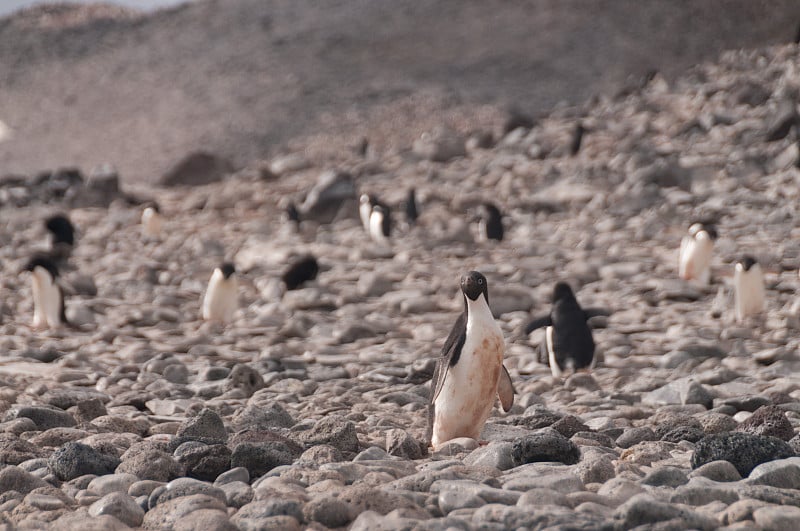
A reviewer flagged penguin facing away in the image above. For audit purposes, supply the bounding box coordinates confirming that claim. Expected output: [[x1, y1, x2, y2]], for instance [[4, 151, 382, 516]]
[[141, 202, 162, 238], [734, 255, 765, 322], [405, 188, 419, 226], [202, 263, 238, 323], [23, 254, 67, 329], [679, 222, 718, 285], [45, 213, 76, 260], [369, 204, 391, 243], [478, 203, 504, 241], [525, 282, 608, 378], [281, 255, 319, 291], [428, 271, 515, 449]]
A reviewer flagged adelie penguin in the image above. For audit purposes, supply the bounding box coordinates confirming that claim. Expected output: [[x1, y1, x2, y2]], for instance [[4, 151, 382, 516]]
[[734, 255, 765, 322], [428, 271, 515, 450], [44, 213, 76, 261], [22, 254, 68, 329], [141, 202, 163, 239], [282, 254, 319, 291], [525, 282, 608, 378], [359, 193, 381, 232], [369, 204, 391, 243], [679, 222, 718, 285], [405, 188, 419, 226], [477, 202, 503, 242], [202, 263, 238, 323]]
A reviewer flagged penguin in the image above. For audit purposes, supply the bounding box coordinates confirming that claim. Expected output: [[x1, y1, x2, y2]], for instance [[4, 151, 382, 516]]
[[405, 188, 419, 226], [427, 271, 515, 450], [44, 213, 76, 260], [202, 263, 238, 323], [477, 203, 504, 242], [285, 201, 301, 227], [570, 122, 586, 156], [733, 255, 765, 322], [359, 194, 379, 232], [369, 204, 391, 243], [22, 254, 67, 329], [281, 254, 319, 291], [525, 282, 607, 378], [141, 202, 163, 238], [678, 222, 718, 285]]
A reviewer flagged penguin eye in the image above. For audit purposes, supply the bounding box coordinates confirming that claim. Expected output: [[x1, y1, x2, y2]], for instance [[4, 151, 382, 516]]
[[478, 278, 483, 285]]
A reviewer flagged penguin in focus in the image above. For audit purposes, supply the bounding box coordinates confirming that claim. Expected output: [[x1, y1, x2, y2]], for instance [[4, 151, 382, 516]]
[[733, 255, 765, 322], [141, 202, 163, 239], [405, 188, 419, 226], [477, 203, 504, 241], [45, 213, 76, 260], [369, 204, 391, 243], [281, 254, 319, 291], [678, 222, 717, 285], [202, 263, 238, 323], [22, 254, 67, 329], [525, 282, 608, 378], [428, 271, 515, 450]]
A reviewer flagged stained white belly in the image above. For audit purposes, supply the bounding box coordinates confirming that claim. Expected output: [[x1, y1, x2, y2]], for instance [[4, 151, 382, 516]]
[[679, 236, 713, 284], [735, 268, 765, 321], [202, 273, 238, 322]]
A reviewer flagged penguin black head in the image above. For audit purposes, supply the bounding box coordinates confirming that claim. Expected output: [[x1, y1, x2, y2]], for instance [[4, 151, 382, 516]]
[[285, 201, 301, 224], [552, 282, 577, 304], [461, 271, 488, 302], [144, 201, 161, 214], [45, 214, 75, 246], [737, 255, 758, 272], [406, 188, 418, 224], [688, 222, 718, 241], [219, 263, 236, 279], [23, 254, 59, 278]]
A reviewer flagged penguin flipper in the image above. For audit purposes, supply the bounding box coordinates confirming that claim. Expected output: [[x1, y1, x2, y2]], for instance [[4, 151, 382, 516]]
[[497, 365, 515, 412], [430, 312, 467, 405], [524, 314, 552, 335]]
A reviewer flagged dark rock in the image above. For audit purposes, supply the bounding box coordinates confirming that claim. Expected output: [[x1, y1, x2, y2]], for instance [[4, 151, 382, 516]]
[[503, 108, 536, 134], [721, 395, 771, 412], [660, 426, 706, 444], [412, 127, 466, 162], [735, 405, 795, 441], [299, 170, 357, 223], [5, 405, 76, 430], [73, 399, 108, 422], [683, 382, 714, 409], [228, 430, 303, 456], [150, 477, 226, 507], [551, 415, 589, 438], [629, 157, 692, 191], [297, 444, 344, 465], [511, 429, 581, 466], [691, 432, 795, 476], [225, 364, 265, 398], [298, 415, 360, 454], [175, 443, 232, 482], [512, 407, 563, 429], [385, 429, 424, 460], [735, 81, 772, 107], [789, 434, 800, 455], [117, 448, 185, 482], [230, 402, 295, 431], [78, 164, 121, 207], [0, 433, 47, 465], [159, 151, 235, 187], [48, 442, 121, 481], [21, 347, 61, 363], [617, 427, 658, 449], [303, 496, 355, 528], [641, 467, 689, 488], [653, 414, 703, 439], [176, 408, 228, 444], [765, 99, 798, 142], [41, 389, 109, 410], [230, 442, 294, 479]]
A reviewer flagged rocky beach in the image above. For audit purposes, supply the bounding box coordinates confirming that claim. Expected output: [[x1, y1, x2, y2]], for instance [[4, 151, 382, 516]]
[[2, 3, 800, 531]]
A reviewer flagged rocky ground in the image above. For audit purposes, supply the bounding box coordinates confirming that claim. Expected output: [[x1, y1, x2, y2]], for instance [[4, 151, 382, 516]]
[[1, 42, 800, 530]]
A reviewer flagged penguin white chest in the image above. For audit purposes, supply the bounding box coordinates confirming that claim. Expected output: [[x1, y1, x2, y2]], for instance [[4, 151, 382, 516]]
[[31, 267, 61, 329], [202, 270, 238, 322], [734, 264, 765, 322], [141, 207, 162, 238], [433, 298, 504, 446], [679, 233, 713, 284], [368, 210, 388, 243], [359, 200, 372, 231]]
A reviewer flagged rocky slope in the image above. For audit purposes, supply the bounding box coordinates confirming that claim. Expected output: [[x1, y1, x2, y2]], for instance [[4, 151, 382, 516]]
[[1, 42, 800, 529]]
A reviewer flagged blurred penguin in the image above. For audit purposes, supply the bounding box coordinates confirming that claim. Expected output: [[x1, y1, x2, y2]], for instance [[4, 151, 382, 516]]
[[369, 204, 391, 243], [282, 254, 319, 291], [734, 255, 765, 322], [359, 194, 379, 232], [477, 202, 504, 242], [44, 213, 76, 261], [22, 254, 67, 329], [405, 188, 419, 226], [679, 222, 717, 285], [202, 263, 238, 323], [141, 202, 163, 239]]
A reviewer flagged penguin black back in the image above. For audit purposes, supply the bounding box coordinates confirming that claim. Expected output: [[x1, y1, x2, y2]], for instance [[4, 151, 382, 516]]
[[282, 255, 319, 290], [550, 282, 595, 370], [481, 203, 504, 241], [24, 254, 60, 278], [405, 188, 418, 225], [737, 255, 757, 272], [45, 214, 75, 246], [570, 123, 585, 156], [374, 204, 391, 237]]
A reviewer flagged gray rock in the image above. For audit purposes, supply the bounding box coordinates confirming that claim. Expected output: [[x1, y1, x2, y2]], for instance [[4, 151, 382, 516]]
[[117, 448, 185, 482], [214, 467, 249, 486], [412, 128, 466, 162], [230, 442, 294, 479], [551, 415, 590, 438], [660, 426, 705, 443], [746, 456, 800, 489], [385, 429, 424, 460], [225, 364, 265, 398], [87, 473, 139, 495], [753, 504, 800, 529], [765, 98, 798, 142], [159, 151, 234, 186], [176, 408, 228, 444], [175, 443, 232, 482], [88, 491, 145, 528], [511, 429, 580, 466], [303, 496, 356, 528], [41, 389, 110, 410], [230, 402, 295, 431], [141, 493, 228, 530], [616, 427, 658, 449], [504, 471, 584, 494], [298, 415, 360, 453], [575, 453, 615, 484], [296, 444, 343, 465], [0, 465, 48, 494], [438, 487, 485, 514], [691, 432, 795, 476], [464, 442, 515, 471], [0, 433, 46, 464], [152, 477, 227, 507], [689, 460, 742, 482], [234, 499, 304, 523], [79, 164, 121, 207], [299, 170, 357, 223], [697, 412, 737, 434], [735, 405, 795, 441], [5, 405, 76, 430], [173, 509, 238, 531], [683, 381, 714, 409], [720, 395, 771, 412], [613, 493, 717, 530], [48, 442, 121, 481], [219, 480, 253, 508]]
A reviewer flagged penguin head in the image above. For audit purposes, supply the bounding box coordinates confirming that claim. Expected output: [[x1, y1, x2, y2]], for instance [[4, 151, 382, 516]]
[[688, 222, 718, 241], [45, 214, 75, 246], [143, 202, 161, 214], [360, 194, 373, 206], [461, 271, 488, 302], [480, 203, 502, 221], [552, 282, 577, 304], [736, 255, 758, 272], [219, 263, 236, 279], [23, 254, 59, 279]]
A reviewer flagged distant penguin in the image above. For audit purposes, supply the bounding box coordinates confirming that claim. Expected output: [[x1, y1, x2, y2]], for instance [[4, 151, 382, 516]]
[[478, 203, 504, 241], [570, 123, 586, 156], [428, 271, 514, 449], [282, 255, 319, 291], [679, 222, 718, 285], [23, 254, 67, 329], [285, 201, 301, 227], [202, 263, 238, 323], [734, 255, 765, 322], [45, 213, 76, 259], [359, 194, 379, 232], [141, 202, 163, 238], [369, 204, 391, 243], [525, 282, 607, 378], [405, 188, 419, 226]]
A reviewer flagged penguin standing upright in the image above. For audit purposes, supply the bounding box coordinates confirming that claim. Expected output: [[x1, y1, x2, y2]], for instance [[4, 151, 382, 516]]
[[477, 203, 504, 241], [202, 263, 238, 323], [525, 282, 607, 378], [405, 188, 419, 226], [734, 255, 765, 322], [141, 202, 163, 239], [679, 222, 718, 285], [428, 271, 515, 449], [359, 194, 380, 232], [369, 204, 391, 243], [22, 254, 67, 329], [45, 213, 76, 260]]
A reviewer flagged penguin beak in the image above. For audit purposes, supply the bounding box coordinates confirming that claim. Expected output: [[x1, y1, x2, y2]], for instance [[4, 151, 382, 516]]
[[461, 276, 483, 301]]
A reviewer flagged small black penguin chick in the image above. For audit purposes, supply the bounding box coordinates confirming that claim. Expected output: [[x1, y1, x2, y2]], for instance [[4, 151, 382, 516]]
[[282, 255, 319, 291], [405, 188, 419, 226], [478, 202, 504, 241]]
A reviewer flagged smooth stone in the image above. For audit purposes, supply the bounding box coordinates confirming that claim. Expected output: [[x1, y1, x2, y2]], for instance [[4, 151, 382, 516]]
[[753, 504, 800, 529], [88, 491, 145, 528], [464, 442, 515, 471], [88, 474, 140, 496], [746, 456, 800, 489], [689, 460, 742, 482], [214, 467, 249, 486]]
